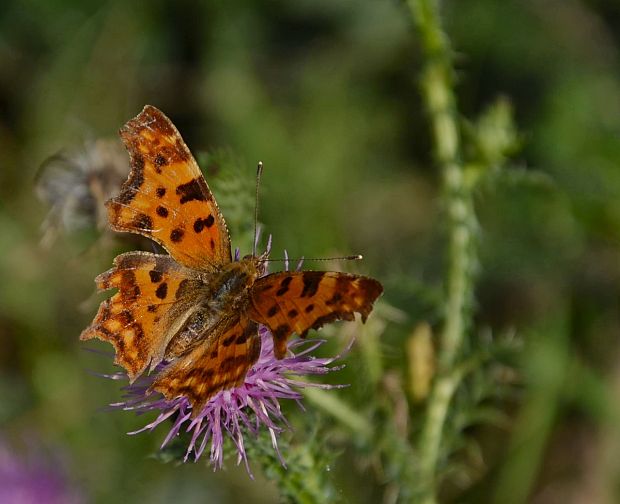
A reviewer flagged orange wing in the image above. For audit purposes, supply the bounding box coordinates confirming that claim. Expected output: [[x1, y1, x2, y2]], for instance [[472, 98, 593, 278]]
[[80, 251, 204, 381], [150, 315, 261, 414], [107, 105, 230, 271], [248, 271, 383, 358]]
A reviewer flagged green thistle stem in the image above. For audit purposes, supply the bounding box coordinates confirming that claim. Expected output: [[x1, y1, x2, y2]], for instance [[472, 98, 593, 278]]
[[406, 0, 478, 501]]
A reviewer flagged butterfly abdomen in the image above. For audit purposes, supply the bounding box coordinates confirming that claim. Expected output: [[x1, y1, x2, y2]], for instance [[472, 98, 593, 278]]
[[164, 306, 217, 358]]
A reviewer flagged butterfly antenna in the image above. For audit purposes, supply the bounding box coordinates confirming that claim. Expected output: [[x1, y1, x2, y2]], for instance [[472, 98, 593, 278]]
[[252, 161, 264, 257], [265, 254, 363, 263]]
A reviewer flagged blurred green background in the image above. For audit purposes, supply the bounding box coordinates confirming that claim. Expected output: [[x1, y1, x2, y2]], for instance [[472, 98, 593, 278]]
[[1, 0, 620, 502]]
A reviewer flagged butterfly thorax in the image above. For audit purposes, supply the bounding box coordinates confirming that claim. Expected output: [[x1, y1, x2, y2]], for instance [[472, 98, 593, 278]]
[[207, 258, 262, 304], [164, 258, 263, 358]]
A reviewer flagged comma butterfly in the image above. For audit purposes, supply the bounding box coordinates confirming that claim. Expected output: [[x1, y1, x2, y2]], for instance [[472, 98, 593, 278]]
[[81, 105, 383, 414]]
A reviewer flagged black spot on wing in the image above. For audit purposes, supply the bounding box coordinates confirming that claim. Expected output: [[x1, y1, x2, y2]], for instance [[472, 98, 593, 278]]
[[222, 334, 236, 347], [170, 228, 184, 242], [176, 178, 208, 204], [154, 153, 168, 168], [193, 214, 215, 233], [276, 276, 293, 296], [301, 272, 324, 298], [155, 282, 168, 299], [149, 270, 163, 283], [193, 218, 204, 233], [235, 334, 248, 344]]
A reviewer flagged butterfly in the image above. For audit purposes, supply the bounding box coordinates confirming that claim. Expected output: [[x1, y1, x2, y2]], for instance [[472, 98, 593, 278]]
[[80, 105, 383, 414]]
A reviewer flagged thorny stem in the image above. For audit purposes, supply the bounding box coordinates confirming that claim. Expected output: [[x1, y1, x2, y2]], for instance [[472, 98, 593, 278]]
[[407, 0, 478, 501]]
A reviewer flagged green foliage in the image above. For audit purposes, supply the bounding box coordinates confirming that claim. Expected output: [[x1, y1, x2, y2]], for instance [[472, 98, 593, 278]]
[[2, 0, 620, 502], [196, 148, 257, 252], [247, 426, 338, 504]]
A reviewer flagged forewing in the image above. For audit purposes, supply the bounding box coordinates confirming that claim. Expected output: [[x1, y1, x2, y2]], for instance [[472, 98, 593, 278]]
[[107, 105, 231, 270], [150, 315, 261, 414], [80, 251, 203, 381], [249, 271, 383, 358]]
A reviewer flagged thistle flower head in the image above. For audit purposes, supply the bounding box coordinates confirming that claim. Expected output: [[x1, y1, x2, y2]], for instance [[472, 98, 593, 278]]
[[110, 326, 344, 475]]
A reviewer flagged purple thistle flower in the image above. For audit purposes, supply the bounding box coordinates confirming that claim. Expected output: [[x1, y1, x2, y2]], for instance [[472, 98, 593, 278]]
[[109, 326, 346, 475], [0, 440, 83, 504]]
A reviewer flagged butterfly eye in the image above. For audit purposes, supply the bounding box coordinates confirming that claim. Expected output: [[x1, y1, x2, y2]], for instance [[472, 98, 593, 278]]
[[242, 254, 254, 260]]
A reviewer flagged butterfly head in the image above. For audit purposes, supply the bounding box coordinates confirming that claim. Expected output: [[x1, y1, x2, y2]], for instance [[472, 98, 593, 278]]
[[242, 249, 270, 278]]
